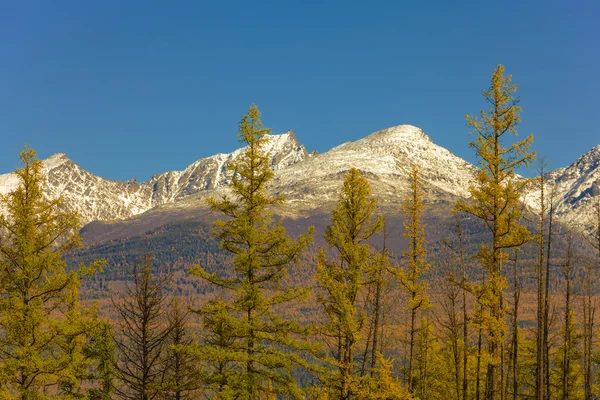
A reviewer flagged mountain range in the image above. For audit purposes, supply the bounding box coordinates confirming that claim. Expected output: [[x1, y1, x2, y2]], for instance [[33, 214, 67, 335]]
[[1, 125, 599, 245]]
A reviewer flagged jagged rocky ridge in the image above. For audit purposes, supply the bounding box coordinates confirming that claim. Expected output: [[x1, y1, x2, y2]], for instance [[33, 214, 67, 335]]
[[547, 145, 600, 228], [0, 131, 308, 223], [0, 125, 598, 231]]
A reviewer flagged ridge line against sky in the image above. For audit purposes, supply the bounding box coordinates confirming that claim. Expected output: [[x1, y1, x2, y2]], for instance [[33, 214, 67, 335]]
[[1, 0, 598, 181]]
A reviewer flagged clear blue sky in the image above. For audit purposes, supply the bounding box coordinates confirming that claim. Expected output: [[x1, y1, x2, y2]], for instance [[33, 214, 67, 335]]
[[1, 0, 598, 181]]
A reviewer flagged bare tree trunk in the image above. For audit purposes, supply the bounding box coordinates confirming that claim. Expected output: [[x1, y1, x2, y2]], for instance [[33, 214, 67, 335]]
[[536, 165, 547, 400], [360, 286, 374, 377], [500, 289, 506, 400], [409, 305, 417, 392], [455, 215, 470, 400], [582, 272, 595, 400], [511, 252, 520, 400], [477, 326, 483, 400], [543, 195, 554, 400], [422, 315, 430, 400], [561, 232, 574, 400]]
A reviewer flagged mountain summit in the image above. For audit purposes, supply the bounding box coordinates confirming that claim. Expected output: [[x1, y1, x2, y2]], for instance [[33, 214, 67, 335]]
[[548, 144, 600, 228], [270, 125, 476, 211], [0, 126, 598, 232], [0, 131, 309, 224]]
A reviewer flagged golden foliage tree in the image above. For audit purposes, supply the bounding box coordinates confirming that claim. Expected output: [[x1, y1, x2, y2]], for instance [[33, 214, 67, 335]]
[[0, 147, 105, 399], [456, 64, 535, 400], [395, 166, 430, 392], [190, 104, 314, 399], [315, 168, 384, 399]]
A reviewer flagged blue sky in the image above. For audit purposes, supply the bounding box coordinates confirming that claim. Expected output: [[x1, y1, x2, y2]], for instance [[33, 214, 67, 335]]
[[1, 1, 598, 181]]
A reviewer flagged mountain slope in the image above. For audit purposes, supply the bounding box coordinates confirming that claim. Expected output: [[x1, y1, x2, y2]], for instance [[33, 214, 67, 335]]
[[270, 125, 477, 211], [1, 125, 598, 235], [548, 145, 600, 230], [0, 131, 308, 224]]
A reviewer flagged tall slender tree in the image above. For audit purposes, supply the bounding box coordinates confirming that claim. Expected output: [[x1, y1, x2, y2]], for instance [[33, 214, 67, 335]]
[[456, 64, 535, 400], [315, 167, 384, 399], [535, 161, 548, 400], [395, 166, 430, 392], [506, 250, 520, 400], [189, 104, 314, 399], [0, 147, 104, 399], [85, 321, 116, 400]]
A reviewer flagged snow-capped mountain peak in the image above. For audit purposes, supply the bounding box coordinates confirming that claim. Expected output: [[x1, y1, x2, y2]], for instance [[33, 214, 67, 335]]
[[0, 125, 598, 232], [43, 153, 71, 170], [362, 124, 432, 144], [0, 131, 310, 224], [548, 144, 600, 229], [270, 124, 477, 208]]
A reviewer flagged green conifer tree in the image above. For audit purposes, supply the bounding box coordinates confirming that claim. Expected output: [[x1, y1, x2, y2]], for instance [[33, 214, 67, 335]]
[[0, 147, 104, 399], [85, 321, 116, 400], [456, 64, 535, 400], [189, 104, 314, 399], [161, 299, 203, 400], [315, 168, 384, 399], [395, 166, 430, 392]]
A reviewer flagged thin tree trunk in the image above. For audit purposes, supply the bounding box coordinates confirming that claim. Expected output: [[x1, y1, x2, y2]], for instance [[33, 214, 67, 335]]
[[456, 215, 469, 400], [543, 196, 554, 400], [409, 305, 416, 392], [477, 326, 483, 400], [536, 167, 546, 400], [511, 252, 520, 400], [422, 316, 430, 400], [360, 286, 375, 377], [582, 272, 593, 400], [561, 233, 573, 400], [371, 276, 382, 372]]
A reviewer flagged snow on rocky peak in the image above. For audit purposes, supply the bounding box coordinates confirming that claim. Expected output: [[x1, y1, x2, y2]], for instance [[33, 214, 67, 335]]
[[1, 125, 597, 231], [546, 144, 600, 230], [43, 153, 70, 170], [270, 124, 477, 208], [143, 130, 308, 204], [0, 153, 72, 195], [0, 131, 309, 225]]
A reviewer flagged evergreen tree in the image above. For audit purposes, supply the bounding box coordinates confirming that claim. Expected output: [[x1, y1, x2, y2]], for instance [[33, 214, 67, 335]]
[[507, 252, 521, 400], [85, 321, 116, 400], [354, 354, 412, 400], [193, 299, 236, 396], [315, 167, 384, 399], [414, 315, 436, 400], [161, 299, 203, 400], [0, 147, 104, 399], [189, 104, 314, 399], [395, 166, 430, 392], [364, 224, 391, 375], [456, 64, 535, 400]]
